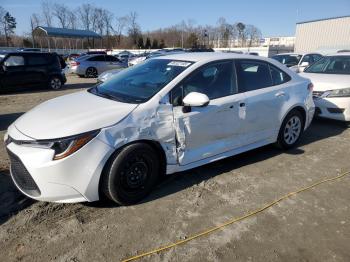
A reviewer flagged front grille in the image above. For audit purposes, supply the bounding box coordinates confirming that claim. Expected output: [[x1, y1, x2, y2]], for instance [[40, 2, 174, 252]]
[[313, 91, 324, 98], [7, 150, 41, 197]]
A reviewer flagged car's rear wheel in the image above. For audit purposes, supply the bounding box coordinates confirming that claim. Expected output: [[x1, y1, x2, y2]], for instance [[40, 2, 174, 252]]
[[101, 143, 160, 205], [277, 110, 304, 149], [48, 76, 62, 90], [85, 67, 98, 78]]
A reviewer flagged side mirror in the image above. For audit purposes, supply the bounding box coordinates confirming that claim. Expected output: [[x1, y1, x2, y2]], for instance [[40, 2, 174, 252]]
[[300, 61, 309, 67], [183, 92, 210, 107]]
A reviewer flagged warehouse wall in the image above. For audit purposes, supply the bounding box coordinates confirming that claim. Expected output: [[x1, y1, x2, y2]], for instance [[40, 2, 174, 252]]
[[295, 16, 350, 53]]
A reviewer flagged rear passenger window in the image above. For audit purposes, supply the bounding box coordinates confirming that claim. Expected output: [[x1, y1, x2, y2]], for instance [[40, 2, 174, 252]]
[[236, 60, 272, 92], [105, 56, 119, 62], [89, 55, 105, 62], [27, 55, 48, 66], [269, 65, 291, 85], [4, 56, 24, 67]]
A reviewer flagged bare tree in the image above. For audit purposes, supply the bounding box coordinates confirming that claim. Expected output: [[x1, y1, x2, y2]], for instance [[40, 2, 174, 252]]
[[30, 13, 41, 47], [127, 11, 141, 47], [53, 3, 69, 28], [78, 4, 93, 31], [90, 7, 99, 33], [94, 8, 105, 35], [114, 16, 128, 46], [217, 17, 232, 48], [41, 0, 53, 27], [103, 10, 113, 35], [245, 24, 262, 47], [67, 10, 78, 29], [102, 10, 113, 47]]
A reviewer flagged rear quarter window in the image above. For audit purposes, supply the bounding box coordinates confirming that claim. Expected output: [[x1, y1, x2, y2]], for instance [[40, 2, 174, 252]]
[[269, 65, 291, 85], [236, 60, 273, 92]]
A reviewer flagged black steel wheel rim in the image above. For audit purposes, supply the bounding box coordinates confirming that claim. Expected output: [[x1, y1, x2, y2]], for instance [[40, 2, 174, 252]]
[[119, 154, 152, 192]]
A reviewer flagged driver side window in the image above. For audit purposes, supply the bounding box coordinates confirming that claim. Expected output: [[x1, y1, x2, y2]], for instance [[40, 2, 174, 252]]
[[171, 60, 236, 106]]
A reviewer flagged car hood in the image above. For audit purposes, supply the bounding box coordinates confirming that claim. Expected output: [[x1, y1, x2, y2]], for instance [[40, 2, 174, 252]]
[[300, 72, 350, 91], [14, 90, 138, 140]]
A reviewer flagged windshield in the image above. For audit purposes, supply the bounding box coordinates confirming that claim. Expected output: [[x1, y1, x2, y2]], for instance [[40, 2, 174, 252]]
[[90, 58, 193, 103], [304, 56, 350, 74], [272, 54, 302, 66]]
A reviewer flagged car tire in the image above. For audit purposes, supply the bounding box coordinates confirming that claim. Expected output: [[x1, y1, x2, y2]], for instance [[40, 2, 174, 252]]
[[101, 143, 160, 205], [85, 67, 98, 78], [48, 76, 63, 90], [277, 110, 304, 149]]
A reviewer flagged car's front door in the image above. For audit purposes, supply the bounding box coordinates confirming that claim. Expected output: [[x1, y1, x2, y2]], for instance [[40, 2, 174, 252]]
[[235, 59, 291, 145], [171, 60, 246, 165]]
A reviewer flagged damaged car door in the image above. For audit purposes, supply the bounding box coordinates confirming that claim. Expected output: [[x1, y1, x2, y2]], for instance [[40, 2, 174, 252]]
[[171, 60, 246, 165]]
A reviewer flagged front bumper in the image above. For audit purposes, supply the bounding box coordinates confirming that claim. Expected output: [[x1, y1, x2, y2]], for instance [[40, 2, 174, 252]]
[[314, 97, 350, 122], [5, 132, 114, 203]]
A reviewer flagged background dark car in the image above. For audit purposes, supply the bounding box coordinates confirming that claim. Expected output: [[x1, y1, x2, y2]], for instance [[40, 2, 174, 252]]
[[0, 52, 66, 92]]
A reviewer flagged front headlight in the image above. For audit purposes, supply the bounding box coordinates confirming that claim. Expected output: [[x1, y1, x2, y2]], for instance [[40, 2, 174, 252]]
[[13, 130, 99, 160], [324, 87, 350, 98]]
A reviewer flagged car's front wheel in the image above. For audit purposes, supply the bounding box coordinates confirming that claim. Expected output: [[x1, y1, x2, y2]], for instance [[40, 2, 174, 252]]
[[277, 110, 304, 149], [85, 67, 98, 78], [48, 76, 63, 90], [101, 143, 160, 205]]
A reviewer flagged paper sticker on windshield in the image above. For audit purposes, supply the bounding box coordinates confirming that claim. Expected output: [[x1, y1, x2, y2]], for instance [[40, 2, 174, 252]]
[[168, 61, 191, 67]]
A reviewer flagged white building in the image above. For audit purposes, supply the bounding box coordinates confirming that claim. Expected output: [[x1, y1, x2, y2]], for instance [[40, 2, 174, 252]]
[[261, 37, 295, 47], [295, 16, 350, 53]]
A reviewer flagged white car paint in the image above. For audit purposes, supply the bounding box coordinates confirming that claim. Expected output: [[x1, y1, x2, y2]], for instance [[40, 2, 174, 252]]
[[300, 54, 350, 121], [5, 52, 315, 203]]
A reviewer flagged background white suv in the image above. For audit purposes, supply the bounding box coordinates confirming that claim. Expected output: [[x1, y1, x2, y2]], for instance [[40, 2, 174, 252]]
[[272, 53, 323, 73]]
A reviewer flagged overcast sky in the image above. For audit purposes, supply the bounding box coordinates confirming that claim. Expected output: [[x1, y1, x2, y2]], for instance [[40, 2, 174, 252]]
[[1, 0, 350, 37]]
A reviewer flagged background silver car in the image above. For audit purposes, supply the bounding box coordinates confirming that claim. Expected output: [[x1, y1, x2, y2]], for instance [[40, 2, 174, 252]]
[[69, 54, 126, 77]]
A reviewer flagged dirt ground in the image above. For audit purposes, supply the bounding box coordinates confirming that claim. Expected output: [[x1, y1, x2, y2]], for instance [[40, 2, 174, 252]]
[[0, 75, 349, 262]]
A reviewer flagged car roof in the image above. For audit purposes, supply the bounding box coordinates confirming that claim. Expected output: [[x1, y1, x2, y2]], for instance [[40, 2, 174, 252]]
[[326, 52, 350, 56], [6, 51, 53, 56], [154, 52, 271, 63], [274, 52, 322, 56]]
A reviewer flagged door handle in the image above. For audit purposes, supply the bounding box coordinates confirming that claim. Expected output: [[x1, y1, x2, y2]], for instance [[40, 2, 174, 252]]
[[239, 102, 246, 107], [275, 91, 285, 97]]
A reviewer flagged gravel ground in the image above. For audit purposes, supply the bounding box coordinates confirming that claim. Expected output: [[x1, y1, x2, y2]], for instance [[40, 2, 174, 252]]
[[0, 75, 349, 262]]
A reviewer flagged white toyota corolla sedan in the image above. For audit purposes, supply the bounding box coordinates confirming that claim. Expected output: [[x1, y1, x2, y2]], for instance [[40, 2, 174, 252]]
[[300, 53, 350, 122], [4, 53, 315, 205]]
